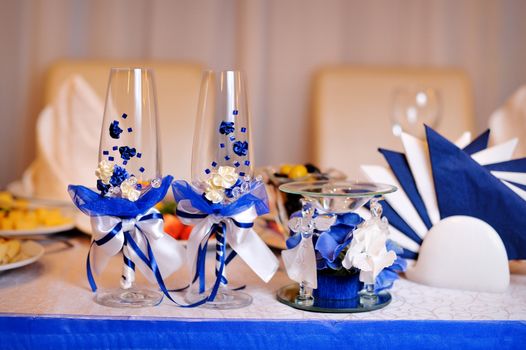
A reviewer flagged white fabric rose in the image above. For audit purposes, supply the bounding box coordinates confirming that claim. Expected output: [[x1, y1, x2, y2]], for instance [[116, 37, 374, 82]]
[[95, 160, 114, 184], [205, 187, 225, 203], [120, 176, 141, 202], [210, 166, 239, 189], [342, 218, 396, 284]]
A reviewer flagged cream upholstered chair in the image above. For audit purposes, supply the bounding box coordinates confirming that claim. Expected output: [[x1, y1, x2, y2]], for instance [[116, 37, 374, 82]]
[[311, 66, 475, 179], [45, 59, 203, 181]]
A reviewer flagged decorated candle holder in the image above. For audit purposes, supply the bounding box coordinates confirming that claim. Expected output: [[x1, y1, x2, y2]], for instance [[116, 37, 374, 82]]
[[277, 180, 406, 313], [68, 68, 184, 308], [172, 70, 279, 309]]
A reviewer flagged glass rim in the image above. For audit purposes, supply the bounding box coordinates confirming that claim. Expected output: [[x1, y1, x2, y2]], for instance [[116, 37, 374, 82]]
[[109, 67, 154, 72], [278, 180, 397, 198], [202, 69, 245, 74]]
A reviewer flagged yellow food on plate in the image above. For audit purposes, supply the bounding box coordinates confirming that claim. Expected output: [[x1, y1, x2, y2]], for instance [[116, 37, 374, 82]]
[[0, 192, 28, 211], [288, 164, 308, 179], [0, 238, 28, 265], [0, 191, 71, 231], [279, 164, 293, 176]]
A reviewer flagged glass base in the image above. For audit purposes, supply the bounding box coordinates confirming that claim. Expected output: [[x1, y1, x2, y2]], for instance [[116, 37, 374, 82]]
[[277, 283, 391, 313], [95, 287, 163, 308], [295, 294, 314, 306], [185, 287, 253, 309], [359, 290, 379, 307]]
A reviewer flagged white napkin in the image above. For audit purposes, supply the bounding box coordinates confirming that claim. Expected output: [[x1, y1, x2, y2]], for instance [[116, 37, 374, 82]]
[[8, 75, 103, 201], [489, 85, 526, 157]]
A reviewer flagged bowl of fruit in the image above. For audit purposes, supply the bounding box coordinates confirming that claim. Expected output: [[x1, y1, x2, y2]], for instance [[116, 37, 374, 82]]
[[155, 200, 194, 242], [257, 164, 346, 248]]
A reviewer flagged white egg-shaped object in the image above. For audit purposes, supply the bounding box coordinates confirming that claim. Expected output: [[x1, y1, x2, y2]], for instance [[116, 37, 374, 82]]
[[405, 215, 509, 292]]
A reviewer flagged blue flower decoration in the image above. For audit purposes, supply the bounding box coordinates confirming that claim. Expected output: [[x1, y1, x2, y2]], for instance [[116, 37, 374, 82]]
[[119, 146, 137, 160], [375, 240, 407, 292], [109, 120, 123, 139], [109, 165, 129, 187], [97, 180, 110, 196], [285, 212, 364, 271], [314, 213, 363, 270], [233, 141, 248, 157], [219, 121, 235, 135]]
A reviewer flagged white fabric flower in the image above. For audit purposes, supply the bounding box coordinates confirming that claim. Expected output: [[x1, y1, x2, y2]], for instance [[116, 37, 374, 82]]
[[95, 160, 114, 184], [120, 176, 141, 202], [205, 187, 225, 203], [342, 218, 396, 284], [209, 166, 239, 189]]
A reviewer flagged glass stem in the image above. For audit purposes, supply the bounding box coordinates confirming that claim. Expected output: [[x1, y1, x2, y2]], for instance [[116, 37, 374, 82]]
[[215, 225, 227, 288], [120, 244, 135, 289], [296, 281, 314, 306], [360, 282, 378, 306], [365, 283, 375, 295]]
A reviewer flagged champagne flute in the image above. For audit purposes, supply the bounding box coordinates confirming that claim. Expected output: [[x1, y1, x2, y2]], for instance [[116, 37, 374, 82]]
[[187, 70, 254, 309], [95, 67, 163, 307]]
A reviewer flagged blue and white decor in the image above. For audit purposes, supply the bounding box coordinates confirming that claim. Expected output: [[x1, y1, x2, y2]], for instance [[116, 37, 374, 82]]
[[361, 126, 526, 291], [282, 203, 406, 299], [172, 178, 278, 301], [173, 70, 279, 306], [68, 105, 184, 302]]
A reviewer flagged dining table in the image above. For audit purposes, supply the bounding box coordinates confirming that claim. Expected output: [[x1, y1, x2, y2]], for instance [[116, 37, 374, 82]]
[[1, 230, 525, 349]]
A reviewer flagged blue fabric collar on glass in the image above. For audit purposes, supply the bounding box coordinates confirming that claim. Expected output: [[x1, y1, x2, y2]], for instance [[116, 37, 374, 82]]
[[68, 175, 173, 218]]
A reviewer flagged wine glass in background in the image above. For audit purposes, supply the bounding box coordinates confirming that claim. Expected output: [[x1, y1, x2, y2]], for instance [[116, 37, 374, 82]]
[[188, 70, 254, 309], [391, 87, 441, 138], [96, 67, 163, 307]]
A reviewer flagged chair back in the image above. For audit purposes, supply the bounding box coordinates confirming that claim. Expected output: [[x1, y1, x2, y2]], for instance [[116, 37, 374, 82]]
[[45, 60, 203, 181], [311, 66, 475, 178]]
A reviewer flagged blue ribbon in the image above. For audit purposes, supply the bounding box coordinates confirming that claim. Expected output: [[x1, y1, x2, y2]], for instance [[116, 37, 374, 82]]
[[86, 212, 208, 308], [187, 222, 242, 299], [172, 180, 264, 301]]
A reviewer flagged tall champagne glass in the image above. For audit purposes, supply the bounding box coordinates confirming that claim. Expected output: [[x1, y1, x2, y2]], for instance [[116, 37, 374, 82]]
[[95, 67, 163, 307], [188, 70, 254, 309]]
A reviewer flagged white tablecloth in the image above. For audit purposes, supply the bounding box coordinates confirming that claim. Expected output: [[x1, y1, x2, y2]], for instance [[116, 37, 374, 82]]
[[1, 234, 525, 321]]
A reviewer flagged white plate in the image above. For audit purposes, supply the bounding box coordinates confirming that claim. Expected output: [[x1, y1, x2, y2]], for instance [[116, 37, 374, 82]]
[[0, 240, 45, 272], [0, 201, 75, 237], [5, 183, 72, 207], [0, 222, 75, 237]]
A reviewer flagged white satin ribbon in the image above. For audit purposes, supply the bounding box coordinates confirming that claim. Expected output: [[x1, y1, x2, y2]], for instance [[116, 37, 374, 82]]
[[281, 211, 336, 289], [177, 199, 279, 283], [281, 235, 318, 289], [90, 208, 185, 286]]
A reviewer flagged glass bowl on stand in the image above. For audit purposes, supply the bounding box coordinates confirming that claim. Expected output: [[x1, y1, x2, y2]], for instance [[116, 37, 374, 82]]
[[257, 166, 346, 249], [276, 180, 398, 313]]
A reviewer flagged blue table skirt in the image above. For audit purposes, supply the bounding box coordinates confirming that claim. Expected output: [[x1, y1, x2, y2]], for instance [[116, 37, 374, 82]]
[[1, 316, 525, 350]]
